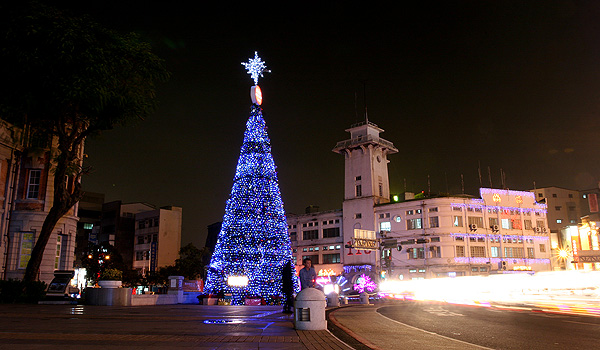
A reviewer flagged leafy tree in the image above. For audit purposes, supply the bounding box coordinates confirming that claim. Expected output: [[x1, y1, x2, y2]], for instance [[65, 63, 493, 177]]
[[174, 244, 212, 280], [81, 244, 126, 285], [0, 2, 169, 282]]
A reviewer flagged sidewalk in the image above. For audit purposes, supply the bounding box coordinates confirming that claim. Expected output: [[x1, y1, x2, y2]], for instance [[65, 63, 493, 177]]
[[0, 304, 353, 350]]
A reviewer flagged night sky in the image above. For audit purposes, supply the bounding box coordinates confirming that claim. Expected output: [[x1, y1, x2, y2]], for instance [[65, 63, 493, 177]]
[[41, 1, 600, 248]]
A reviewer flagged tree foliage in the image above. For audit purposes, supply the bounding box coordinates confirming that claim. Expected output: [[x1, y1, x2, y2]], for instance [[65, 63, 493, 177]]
[[0, 2, 169, 281], [174, 243, 212, 280]]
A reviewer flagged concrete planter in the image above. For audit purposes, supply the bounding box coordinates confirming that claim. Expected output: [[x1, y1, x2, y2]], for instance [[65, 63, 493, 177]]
[[98, 280, 122, 288]]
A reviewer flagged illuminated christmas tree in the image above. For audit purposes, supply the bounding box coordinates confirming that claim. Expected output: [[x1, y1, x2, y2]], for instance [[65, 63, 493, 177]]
[[205, 52, 297, 304]]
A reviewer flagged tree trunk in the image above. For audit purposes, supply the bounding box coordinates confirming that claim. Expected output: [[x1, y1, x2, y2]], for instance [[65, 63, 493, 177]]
[[22, 133, 83, 282], [22, 205, 68, 281]]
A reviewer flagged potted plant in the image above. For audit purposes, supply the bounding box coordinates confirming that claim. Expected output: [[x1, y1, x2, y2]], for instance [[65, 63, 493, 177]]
[[98, 268, 123, 288]]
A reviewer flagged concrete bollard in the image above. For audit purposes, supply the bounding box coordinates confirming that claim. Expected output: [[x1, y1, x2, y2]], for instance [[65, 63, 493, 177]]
[[360, 292, 370, 305], [327, 292, 340, 307], [294, 288, 327, 330]]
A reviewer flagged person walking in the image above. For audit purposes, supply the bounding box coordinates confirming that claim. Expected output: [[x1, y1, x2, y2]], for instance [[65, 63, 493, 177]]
[[281, 260, 294, 313], [298, 258, 317, 290]]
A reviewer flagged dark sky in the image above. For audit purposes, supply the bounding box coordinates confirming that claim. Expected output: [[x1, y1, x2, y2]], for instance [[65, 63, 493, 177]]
[[42, 1, 600, 248]]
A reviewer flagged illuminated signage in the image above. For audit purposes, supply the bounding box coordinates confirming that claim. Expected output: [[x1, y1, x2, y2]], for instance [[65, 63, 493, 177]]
[[352, 238, 377, 250], [512, 266, 532, 271], [493, 193, 501, 203], [227, 276, 249, 287], [318, 269, 336, 276], [515, 195, 523, 204]]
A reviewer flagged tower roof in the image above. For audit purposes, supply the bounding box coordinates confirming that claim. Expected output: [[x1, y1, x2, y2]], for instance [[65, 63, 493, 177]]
[[332, 120, 398, 154]]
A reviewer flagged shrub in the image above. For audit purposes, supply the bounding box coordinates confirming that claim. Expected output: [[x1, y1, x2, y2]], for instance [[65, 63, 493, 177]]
[[0, 279, 47, 303], [100, 268, 123, 281]]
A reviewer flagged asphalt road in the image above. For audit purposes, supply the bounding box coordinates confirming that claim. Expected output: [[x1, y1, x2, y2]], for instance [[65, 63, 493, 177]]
[[377, 302, 600, 350]]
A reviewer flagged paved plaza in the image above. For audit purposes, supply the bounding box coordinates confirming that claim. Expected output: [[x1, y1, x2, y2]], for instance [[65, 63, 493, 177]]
[[0, 304, 353, 350]]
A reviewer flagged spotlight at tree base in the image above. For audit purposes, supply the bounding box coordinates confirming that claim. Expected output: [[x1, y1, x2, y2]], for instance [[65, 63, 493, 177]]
[[227, 276, 249, 287]]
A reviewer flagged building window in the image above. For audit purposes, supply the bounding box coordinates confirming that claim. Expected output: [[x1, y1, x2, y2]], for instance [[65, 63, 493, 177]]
[[303, 230, 318, 240], [322, 253, 341, 264], [355, 213, 362, 219], [555, 206, 562, 211], [455, 236, 464, 241], [527, 247, 535, 258], [355, 176, 361, 181], [504, 247, 524, 258], [137, 236, 144, 244], [429, 216, 439, 228], [26, 169, 41, 199], [538, 193, 543, 197], [470, 246, 486, 258], [380, 221, 391, 232], [456, 246, 465, 257], [552, 194, 557, 198], [379, 183, 383, 197], [407, 218, 422, 230], [138, 221, 145, 229], [430, 237, 440, 242], [536, 220, 546, 229], [406, 210, 414, 215], [568, 194, 573, 198], [323, 227, 340, 238], [490, 246, 499, 257], [452, 207, 462, 211], [430, 246, 441, 258], [468, 216, 483, 228], [453, 216, 463, 227], [489, 217, 498, 228], [302, 255, 319, 264], [429, 207, 438, 212], [539, 244, 546, 253], [501, 218, 512, 230], [524, 220, 532, 230], [19, 232, 35, 269], [409, 247, 425, 259], [556, 219, 562, 224], [356, 185, 362, 197]]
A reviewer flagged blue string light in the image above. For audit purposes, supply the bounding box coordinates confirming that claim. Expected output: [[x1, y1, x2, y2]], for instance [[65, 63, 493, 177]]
[[205, 103, 298, 304]]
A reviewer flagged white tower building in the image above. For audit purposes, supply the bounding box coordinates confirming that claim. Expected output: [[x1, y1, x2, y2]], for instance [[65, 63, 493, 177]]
[[333, 121, 398, 266]]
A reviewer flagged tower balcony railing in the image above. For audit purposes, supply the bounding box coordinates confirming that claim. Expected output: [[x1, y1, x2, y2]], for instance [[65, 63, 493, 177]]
[[333, 134, 398, 152]]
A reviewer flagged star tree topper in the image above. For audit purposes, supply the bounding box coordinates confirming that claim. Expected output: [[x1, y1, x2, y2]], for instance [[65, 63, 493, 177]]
[[241, 51, 270, 86]]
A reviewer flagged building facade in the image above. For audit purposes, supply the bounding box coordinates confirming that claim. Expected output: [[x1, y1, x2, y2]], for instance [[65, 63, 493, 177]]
[[133, 206, 182, 275], [0, 120, 80, 284], [287, 119, 552, 282]]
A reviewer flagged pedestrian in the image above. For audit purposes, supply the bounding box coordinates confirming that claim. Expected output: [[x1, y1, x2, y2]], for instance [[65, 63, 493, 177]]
[[299, 258, 317, 290], [281, 260, 294, 313]]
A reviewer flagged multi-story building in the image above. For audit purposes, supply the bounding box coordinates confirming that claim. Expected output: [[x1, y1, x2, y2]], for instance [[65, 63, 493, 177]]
[[287, 208, 343, 275], [287, 119, 552, 282], [133, 206, 182, 275], [0, 120, 80, 283], [74, 191, 104, 267], [99, 201, 155, 269], [533, 186, 600, 270]]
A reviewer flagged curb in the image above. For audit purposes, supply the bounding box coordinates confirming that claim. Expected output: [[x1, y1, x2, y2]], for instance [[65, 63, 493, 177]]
[[328, 306, 380, 350]]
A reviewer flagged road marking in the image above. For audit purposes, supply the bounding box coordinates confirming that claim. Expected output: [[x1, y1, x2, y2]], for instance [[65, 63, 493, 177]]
[[564, 320, 599, 326], [423, 307, 464, 317], [376, 307, 494, 350]]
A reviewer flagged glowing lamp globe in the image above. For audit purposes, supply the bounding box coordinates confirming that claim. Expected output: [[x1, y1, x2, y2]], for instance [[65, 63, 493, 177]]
[[251, 85, 262, 105]]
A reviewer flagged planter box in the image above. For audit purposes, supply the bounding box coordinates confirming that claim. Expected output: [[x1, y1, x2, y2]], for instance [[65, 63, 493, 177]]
[[245, 298, 262, 306], [98, 280, 122, 288], [202, 297, 218, 305]]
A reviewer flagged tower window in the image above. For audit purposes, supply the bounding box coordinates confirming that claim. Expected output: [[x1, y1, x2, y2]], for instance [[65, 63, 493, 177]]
[[356, 185, 362, 197], [355, 176, 361, 181], [379, 183, 383, 197]]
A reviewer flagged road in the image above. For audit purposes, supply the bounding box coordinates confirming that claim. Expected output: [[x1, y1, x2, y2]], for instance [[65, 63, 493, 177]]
[[377, 302, 600, 350]]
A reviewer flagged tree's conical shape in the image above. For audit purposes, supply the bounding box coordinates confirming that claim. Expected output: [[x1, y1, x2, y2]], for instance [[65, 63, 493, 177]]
[[206, 104, 297, 304]]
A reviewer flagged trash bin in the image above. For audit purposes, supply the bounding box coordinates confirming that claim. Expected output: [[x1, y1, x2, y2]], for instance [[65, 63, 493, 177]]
[[327, 292, 340, 307], [294, 288, 327, 330]]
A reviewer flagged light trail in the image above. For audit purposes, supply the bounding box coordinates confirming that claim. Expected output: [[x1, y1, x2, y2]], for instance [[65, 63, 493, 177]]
[[378, 270, 600, 316]]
